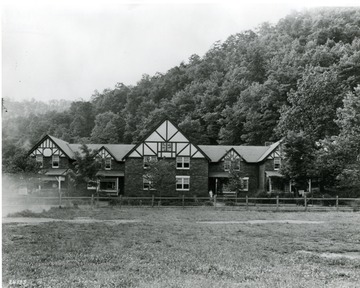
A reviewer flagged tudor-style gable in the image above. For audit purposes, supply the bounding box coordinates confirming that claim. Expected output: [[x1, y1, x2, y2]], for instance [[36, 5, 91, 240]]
[[125, 119, 207, 160], [221, 149, 241, 171], [29, 136, 68, 158]]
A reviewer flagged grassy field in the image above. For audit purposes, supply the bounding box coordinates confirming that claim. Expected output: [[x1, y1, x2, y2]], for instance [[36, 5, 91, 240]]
[[3, 207, 360, 287]]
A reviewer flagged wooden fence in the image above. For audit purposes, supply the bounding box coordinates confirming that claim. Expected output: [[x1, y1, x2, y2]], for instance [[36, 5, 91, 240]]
[[4, 194, 360, 212]]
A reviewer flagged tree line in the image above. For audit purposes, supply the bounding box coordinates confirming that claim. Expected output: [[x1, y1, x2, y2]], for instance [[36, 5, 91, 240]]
[[3, 8, 360, 195]]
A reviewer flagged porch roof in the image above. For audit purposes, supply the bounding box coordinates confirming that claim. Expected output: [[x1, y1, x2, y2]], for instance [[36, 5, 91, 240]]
[[209, 171, 231, 178], [44, 168, 69, 176], [96, 170, 124, 177], [265, 171, 284, 178]]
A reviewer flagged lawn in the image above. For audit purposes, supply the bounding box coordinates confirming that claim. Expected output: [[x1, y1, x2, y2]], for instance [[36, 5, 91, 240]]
[[3, 207, 360, 287]]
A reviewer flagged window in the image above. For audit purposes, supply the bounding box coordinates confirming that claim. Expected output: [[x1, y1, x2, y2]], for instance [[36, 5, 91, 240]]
[[144, 156, 157, 169], [99, 179, 116, 191], [52, 155, 59, 168], [241, 177, 249, 191], [176, 176, 190, 191], [36, 155, 43, 168], [176, 157, 190, 169], [105, 158, 112, 170], [274, 158, 281, 170], [223, 160, 231, 171], [161, 142, 172, 152], [87, 180, 97, 190], [143, 177, 154, 190], [234, 159, 240, 171]]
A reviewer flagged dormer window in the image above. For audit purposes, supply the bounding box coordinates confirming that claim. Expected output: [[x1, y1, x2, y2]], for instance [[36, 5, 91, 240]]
[[105, 158, 112, 170], [52, 155, 59, 168], [274, 158, 281, 170], [36, 155, 43, 168]]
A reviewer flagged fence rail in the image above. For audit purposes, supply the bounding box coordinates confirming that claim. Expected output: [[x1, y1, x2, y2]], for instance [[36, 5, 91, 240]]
[[3, 194, 360, 212]]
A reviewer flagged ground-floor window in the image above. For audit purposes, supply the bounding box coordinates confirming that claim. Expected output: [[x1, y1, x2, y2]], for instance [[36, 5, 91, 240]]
[[241, 177, 249, 191], [99, 179, 117, 191], [176, 176, 190, 191], [143, 177, 154, 190]]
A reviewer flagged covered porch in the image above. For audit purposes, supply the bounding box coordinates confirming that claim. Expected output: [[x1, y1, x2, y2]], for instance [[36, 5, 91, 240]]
[[95, 170, 124, 197], [265, 171, 290, 194], [208, 171, 232, 195]]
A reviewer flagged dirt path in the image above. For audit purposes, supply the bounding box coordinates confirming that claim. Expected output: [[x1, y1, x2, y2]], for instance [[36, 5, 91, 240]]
[[2, 217, 141, 225], [197, 220, 325, 224]]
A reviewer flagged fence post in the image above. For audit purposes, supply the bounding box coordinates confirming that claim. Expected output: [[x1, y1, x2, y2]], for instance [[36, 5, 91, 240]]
[[91, 194, 94, 207], [336, 195, 339, 211], [246, 195, 248, 210], [235, 194, 238, 205], [59, 191, 62, 208], [182, 195, 185, 208], [276, 195, 279, 211], [151, 195, 154, 208], [304, 195, 307, 211], [214, 195, 217, 208], [119, 195, 122, 209]]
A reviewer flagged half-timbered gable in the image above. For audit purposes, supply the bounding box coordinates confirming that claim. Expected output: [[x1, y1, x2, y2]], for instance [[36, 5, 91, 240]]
[[126, 119, 207, 160], [124, 119, 209, 196], [28, 135, 74, 170]]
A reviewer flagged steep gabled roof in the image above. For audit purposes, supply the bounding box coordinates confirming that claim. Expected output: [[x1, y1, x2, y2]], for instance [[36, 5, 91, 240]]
[[199, 140, 282, 163], [48, 135, 77, 159], [101, 144, 135, 161]]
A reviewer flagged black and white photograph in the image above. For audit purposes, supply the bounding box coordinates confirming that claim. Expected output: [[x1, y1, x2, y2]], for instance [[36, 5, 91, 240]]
[[2, 0, 360, 287]]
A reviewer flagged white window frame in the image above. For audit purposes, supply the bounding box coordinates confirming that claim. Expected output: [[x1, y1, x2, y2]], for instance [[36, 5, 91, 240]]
[[241, 177, 249, 191], [143, 156, 157, 169], [223, 160, 231, 171], [52, 155, 59, 168], [143, 177, 155, 190], [274, 158, 281, 170], [105, 158, 112, 170], [176, 176, 190, 191], [176, 157, 190, 169], [36, 155, 43, 168]]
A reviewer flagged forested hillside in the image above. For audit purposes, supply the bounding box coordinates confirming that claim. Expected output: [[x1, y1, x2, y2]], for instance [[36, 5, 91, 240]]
[[3, 8, 360, 193]]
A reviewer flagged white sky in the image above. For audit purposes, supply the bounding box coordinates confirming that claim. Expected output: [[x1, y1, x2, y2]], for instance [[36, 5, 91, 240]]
[[2, 0, 359, 102]]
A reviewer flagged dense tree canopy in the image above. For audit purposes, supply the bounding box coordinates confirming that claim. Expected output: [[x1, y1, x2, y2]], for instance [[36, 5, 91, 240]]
[[3, 8, 360, 193]]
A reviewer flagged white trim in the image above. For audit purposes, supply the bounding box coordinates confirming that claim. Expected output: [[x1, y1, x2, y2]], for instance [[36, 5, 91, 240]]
[[176, 175, 190, 191], [241, 177, 249, 191], [176, 156, 190, 170], [105, 158, 112, 170], [52, 155, 59, 168]]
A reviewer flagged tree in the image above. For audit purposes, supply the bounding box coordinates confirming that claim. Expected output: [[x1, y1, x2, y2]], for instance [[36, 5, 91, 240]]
[[90, 112, 125, 143], [280, 131, 317, 191], [68, 145, 101, 190], [143, 158, 176, 197]]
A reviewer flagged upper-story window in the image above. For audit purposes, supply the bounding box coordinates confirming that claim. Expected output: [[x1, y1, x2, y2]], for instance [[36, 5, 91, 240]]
[[161, 142, 172, 152], [36, 155, 43, 168], [144, 156, 157, 169], [52, 155, 59, 168], [223, 160, 231, 171], [105, 158, 112, 170], [176, 157, 190, 169], [274, 158, 281, 170]]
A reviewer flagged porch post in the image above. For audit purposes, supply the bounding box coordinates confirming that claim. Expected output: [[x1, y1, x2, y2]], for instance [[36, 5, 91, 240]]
[[269, 177, 272, 193], [215, 178, 218, 194]]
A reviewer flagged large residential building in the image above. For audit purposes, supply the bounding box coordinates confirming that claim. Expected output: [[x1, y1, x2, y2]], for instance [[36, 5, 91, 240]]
[[28, 119, 287, 196]]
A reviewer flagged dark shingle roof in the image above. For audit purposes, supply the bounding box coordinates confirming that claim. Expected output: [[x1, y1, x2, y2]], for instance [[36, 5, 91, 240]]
[[199, 141, 281, 163]]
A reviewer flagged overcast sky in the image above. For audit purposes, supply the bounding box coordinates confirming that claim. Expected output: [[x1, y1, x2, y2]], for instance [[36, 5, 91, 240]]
[[2, 0, 359, 102]]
